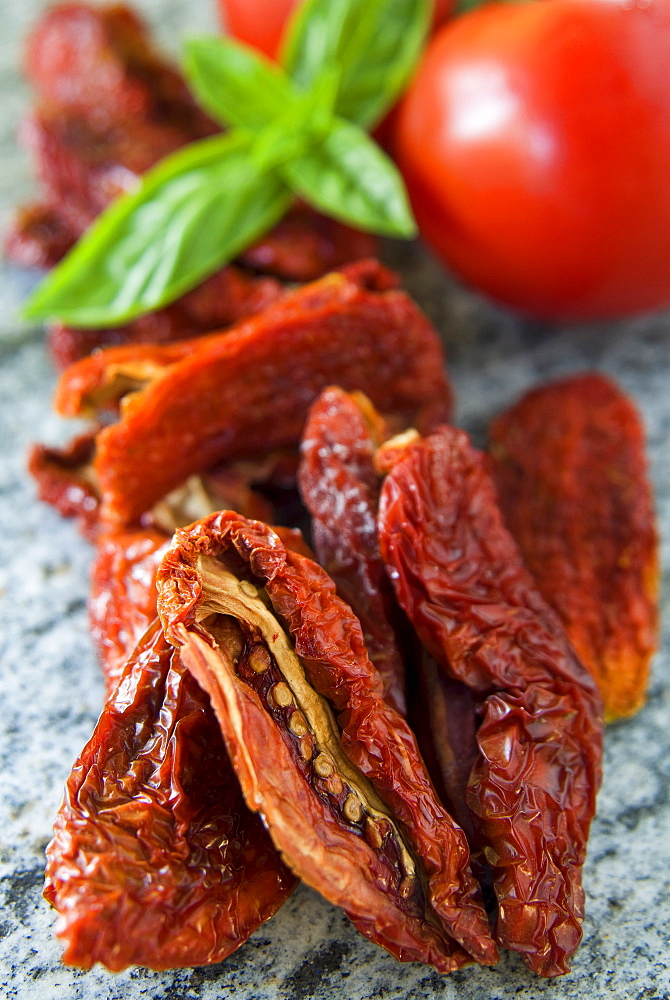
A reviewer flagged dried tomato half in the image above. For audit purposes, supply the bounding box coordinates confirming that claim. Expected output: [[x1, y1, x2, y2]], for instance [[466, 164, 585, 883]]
[[24, 2, 211, 126], [28, 431, 100, 540], [298, 387, 409, 715], [377, 426, 603, 977], [90, 514, 311, 696], [45, 620, 296, 971], [489, 373, 659, 721], [89, 527, 170, 693], [53, 261, 453, 528], [156, 511, 498, 973]]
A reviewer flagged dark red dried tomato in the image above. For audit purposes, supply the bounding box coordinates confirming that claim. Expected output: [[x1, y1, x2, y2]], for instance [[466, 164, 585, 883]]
[[24, 2, 210, 126], [45, 619, 296, 971], [156, 511, 498, 973], [298, 387, 408, 715], [89, 526, 169, 693], [28, 431, 100, 540], [377, 426, 603, 977], [238, 201, 377, 282], [408, 649, 480, 850], [4, 203, 76, 270], [89, 511, 310, 696], [489, 373, 659, 722], [52, 261, 452, 528]]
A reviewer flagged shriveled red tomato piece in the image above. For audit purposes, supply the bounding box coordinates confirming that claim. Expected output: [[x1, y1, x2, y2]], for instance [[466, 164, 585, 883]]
[[52, 261, 452, 528], [377, 426, 603, 977], [489, 373, 659, 721], [298, 387, 408, 715], [157, 511, 498, 972], [45, 621, 296, 972]]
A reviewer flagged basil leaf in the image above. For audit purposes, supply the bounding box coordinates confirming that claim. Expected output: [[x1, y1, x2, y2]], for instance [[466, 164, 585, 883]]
[[282, 0, 431, 129], [183, 36, 297, 131], [282, 117, 417, 238], [23, 133, 292, 327]]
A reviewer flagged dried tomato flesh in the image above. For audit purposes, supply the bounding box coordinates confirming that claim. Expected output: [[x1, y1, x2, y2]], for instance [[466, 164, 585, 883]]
[[157, 511, 498, 973], [237, 201, 377, 282], [89, 516, 310, 696], [298, 387, 408, 715], [54, 261, 453, 528], [377, 426, 603, 977], [4, 203, 76, 270], [89, 526, 169, 693], [45, 620, 296, 971], [28, 432, 100, 541], [409, 650, 480, 850], [489, 373, 659, 722], [24, 2, 211, 125]]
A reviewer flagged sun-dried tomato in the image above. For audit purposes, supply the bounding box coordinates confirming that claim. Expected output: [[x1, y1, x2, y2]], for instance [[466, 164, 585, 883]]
[[156, 511, 498, 973], [238, 201, 377, 283], [89, 526, 169, 693], [409, 650, 480, 849], [489, 373, 659, 722], [52, 261, 452, 528], [28, 431, 100, 540], [29, 426, 301, 552], [45, 619, 296, 971], [4, 203, 77, 270], [298, 387, 408, 715], [377, 426, 603, 977], [90, 503, 309, 696], [24, 2, 211, 126]]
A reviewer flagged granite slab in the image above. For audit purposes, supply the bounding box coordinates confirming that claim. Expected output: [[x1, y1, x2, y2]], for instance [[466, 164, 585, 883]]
[[1, 2, 669, 998]]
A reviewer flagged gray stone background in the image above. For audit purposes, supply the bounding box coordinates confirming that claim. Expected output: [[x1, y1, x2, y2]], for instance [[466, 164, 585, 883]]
[[1, 1, 669, 997]]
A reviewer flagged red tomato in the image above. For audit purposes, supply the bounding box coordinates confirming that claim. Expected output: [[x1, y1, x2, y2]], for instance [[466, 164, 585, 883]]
[[394, 0, 670, 320], [219, 0, 296, 59], [218, 0, 454, 61]]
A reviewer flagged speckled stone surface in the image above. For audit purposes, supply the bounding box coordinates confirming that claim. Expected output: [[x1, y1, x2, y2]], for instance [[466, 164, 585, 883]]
[[1, 3, 669, 998]]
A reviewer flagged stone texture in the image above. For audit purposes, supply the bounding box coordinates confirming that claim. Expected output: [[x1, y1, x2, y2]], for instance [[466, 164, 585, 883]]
[[0, 2, 669, 998]]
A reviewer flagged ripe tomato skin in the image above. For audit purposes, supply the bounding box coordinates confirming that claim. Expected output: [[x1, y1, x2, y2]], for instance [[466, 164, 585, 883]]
[[218, 0, 454, 62], [218, 0, 296, 59], [394, 0, 670, 320]]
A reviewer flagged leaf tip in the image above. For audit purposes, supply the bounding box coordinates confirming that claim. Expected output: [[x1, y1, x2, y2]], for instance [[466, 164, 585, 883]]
[[398, 218, 419, 240], [21, 288, 49, 322]]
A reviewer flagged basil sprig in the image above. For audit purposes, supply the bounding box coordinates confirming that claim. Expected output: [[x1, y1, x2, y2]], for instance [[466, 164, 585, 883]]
[[282, 0, 431, 130], [24, 0, 431, 327]]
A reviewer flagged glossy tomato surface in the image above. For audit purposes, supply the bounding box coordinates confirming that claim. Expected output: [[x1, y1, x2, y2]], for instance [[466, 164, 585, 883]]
[[218, 0, 296, 58], [218, 0, 453, 61], [395, 0, 670, 320]]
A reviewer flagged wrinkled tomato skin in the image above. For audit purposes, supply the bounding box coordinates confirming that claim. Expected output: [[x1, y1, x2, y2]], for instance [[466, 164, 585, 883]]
[[395, 0, 670, 320], [218, 0, 453, 61]]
